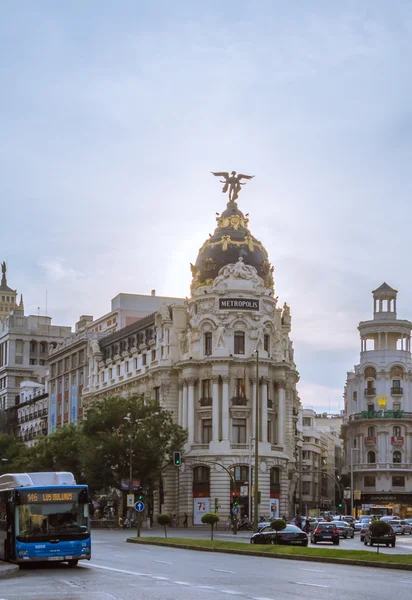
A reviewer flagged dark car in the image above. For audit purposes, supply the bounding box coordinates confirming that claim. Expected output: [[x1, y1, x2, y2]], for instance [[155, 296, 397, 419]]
[[332, 521, 355, 539], [364, 525, 396, 548], [310, 522, 340, 545], [250, 525, 308, 546]]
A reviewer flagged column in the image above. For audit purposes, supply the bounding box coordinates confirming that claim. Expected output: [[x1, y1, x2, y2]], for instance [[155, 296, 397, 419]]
[[222, 376, 230, 440], [182, 382, 188, 430], [178, 383, 183, 426], [187, 378, 196, 443], [385, 332, 388, 350], [278, 383, 285, 445], [261, 379, 268, 443], [212, 376, 220, 442], [251, 378, 257, 441], [378, 332, 381, 350]]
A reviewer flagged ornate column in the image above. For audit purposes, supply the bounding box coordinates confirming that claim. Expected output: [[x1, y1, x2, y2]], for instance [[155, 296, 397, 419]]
[[178, 382, 183, 426], [187, 378, 197, 443], [182, 381, 188, 430], [222, 376, 230, 440], [261, 378, 268, 443], [277, 382, 286, 445], [212, 376, 220, 442], [251, 377, 257, 440]]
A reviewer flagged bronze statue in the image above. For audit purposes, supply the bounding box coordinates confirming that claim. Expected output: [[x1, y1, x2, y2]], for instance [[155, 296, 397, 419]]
[[1, 261, 5, 277], [211, 171, 254, 202]]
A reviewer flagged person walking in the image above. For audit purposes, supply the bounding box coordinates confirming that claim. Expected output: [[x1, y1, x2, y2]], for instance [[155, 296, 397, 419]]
[[183, 513, 188, 528]]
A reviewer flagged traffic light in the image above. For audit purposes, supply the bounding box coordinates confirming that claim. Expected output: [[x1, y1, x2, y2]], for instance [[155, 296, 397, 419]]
[[173, 451, 181, 467], [214, 497, 219, 513], [233, 495, 239, 505], [338, 502, 343, 508], [137, 487, 144, 501], [232, 495, 239, 521]]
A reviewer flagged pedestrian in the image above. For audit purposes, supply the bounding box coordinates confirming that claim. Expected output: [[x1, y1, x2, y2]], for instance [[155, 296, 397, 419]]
[[303, 518, 311, 535], [183, 512, 188, 528], [294, 514, 303, 530], [172, 513, 178, 528]]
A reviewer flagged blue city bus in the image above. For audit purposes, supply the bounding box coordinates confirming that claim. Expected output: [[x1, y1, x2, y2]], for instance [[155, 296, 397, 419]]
[[0, 471, 91, 566]]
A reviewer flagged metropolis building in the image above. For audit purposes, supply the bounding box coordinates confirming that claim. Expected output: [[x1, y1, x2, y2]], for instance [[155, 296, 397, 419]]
[[82, 185, 301, 523], [343, 283, 412, 517]]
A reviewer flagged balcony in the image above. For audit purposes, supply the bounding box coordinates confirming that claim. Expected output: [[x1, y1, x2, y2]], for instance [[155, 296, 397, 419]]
[[391, 387, 403, 396], [365, 436, 376, 445], [199, 397, 213, 407], [267, 399, 273, 409], [353, 462, 412, 471], [231, 396, 248, 406], [364, 387, 376, 397], [350, 410, 412, 421], [391, 436, 404, 445]]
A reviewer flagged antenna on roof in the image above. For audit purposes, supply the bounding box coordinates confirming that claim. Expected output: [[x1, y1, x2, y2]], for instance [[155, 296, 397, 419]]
[[46, 290, 48, 316]]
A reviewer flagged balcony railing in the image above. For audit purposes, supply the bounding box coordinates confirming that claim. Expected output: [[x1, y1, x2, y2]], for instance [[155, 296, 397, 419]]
[[364, 387, 376, 397], [391, 436, 404, 445], [365, 436, 376, 445], [353, 462, 412, 470], [231, 396, 248, 406], [199, 397, 213, 407], [391, 387, 403, 396], [350, 410, 412, 421]]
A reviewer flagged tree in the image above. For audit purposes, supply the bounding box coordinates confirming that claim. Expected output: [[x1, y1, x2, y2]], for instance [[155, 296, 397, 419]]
[[369, 519, 392, 554], [270, 518, 287, 544], [0, 434, 29, 475], [157, 514, 170, 538], [201, 512, 220, 540]]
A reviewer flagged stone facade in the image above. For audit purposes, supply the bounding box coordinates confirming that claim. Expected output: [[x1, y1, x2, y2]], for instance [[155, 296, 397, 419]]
[[82, 194, 301, 523]]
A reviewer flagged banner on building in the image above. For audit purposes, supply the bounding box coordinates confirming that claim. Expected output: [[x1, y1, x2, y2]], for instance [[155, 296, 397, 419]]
[[269, 499, 279, 520], [193, 497, 210, 525], [49, 393, 57, 434], [219, 298, 259, 311], [71, 385, 78, 424]]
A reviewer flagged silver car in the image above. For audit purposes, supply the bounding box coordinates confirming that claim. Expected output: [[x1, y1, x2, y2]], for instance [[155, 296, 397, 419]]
[[399, 520, 412, 535]]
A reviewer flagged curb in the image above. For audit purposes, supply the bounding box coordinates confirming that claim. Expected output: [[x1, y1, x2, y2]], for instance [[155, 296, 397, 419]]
[[0, 563, 20, 579], [126, 538, 412, 572]]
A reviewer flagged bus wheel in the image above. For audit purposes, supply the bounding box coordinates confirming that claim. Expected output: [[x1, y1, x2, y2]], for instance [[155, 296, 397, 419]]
[[68, 560, 78, 567]]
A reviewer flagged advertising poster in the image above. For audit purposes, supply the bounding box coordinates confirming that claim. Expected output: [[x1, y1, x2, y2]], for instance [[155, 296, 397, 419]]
[[49, 393, 57, 434], [71, 385, 78, 424], [269, 499, 279, 520], [193, 497, 210, 525]]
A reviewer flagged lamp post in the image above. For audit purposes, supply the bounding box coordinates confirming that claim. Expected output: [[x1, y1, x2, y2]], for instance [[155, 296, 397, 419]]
[[124, 415, 137, 522], [253, 350, 259, 532], [351, 447, 360, 517], [248, 436, 255, 523]]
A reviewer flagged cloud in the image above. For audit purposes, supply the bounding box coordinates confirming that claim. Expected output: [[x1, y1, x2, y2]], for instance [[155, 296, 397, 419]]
[[40, 259, 85, 283]]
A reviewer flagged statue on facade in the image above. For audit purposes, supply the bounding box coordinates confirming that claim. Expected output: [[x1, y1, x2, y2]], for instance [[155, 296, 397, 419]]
[[186, 329, 193, 354], [282, 302, 291, 326], [255, 326, 265, 352], [1, 262, 5, 277], [211, 171, 254, 202], [89, 338, 101, 356], [159, 302, 171, 322], [179, 331, 187, 354], [215, 324, 225, 349]]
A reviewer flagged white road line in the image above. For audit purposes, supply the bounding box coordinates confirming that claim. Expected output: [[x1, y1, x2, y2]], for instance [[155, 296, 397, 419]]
[[86, 564, 150, 577], [300, 568, 325, 573], [173, 581, 191, 585], [152, 576, 169, 580], [213, 568, 237, 574], [295, 582, 329, 588], [197, 585, 216, 590], [154, 560, 173, 564], [253, 597, 275, 600], [62, 580, 79, 588], [114, 553, 128, 557], [219, 591, 241, 596]]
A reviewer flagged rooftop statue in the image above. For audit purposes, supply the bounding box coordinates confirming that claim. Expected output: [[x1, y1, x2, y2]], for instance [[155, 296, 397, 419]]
[[211, 171, 254, 202]]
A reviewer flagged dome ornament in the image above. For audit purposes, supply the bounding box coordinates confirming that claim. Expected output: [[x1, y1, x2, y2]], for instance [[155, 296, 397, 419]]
[[211, 170, 254, 202]]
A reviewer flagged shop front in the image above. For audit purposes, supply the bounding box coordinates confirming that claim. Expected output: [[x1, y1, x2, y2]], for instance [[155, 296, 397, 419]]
[[360, 493, 412, 518]]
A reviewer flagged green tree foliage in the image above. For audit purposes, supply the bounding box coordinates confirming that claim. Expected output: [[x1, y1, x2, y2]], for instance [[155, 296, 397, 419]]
[[157, 513, 170, 538], [369, 519, 392, 554], [201, 512, 220, 540], [270, 518, 287, 544], [0, 434, 29, 474]]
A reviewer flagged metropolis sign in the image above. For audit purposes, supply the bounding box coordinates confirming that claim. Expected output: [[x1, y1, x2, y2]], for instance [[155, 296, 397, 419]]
[[219, 298, 259, 310]]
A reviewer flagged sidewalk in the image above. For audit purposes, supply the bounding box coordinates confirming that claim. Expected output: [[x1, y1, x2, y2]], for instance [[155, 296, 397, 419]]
[[0, 561, 19, 579]]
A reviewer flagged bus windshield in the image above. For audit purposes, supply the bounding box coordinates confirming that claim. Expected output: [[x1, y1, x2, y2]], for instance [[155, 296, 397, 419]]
[[16, 500, 89, 541]]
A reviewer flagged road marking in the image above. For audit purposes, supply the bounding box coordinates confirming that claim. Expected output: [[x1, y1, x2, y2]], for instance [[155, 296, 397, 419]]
[[114, 553, 128, 558], [197, 585, 216, 590], [86, 564, 150, 577], [62, 580, 79, 588], [219, 591, 240, 596], [253, 597, 275, 600], [295, 582, 329, 588], [300, 568, 325, 573], [154, 560, 173, 564], [152, 576, 169, 580], [213, 568, 237, 574], [173, 581, 191, 585]]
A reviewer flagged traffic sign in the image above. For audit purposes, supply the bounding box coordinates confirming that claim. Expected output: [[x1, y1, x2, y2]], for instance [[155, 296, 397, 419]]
[[232, 506, 239, 515], [343, 489, 351, 500], [127, 494, 135, 507], [135, 501, 145, 512]]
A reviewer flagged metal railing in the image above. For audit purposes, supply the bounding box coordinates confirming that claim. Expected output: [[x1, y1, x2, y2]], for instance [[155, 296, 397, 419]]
[[231, 396, 248, 406], [350, 410, 412, 421], [364, 387, 376, 397], [391, 387, 403, 395], [199, 397, 212, 407]]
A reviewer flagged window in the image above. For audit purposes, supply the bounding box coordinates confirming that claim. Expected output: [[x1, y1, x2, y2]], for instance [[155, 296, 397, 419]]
[[29, 359, 37, 365], [58, 361, 63, 374], [303, 417, 311, 427], [234, 331, 245, 355], [109, 368, 113, 380], [353, 391, 357, 402], [79, 350, 85, 363], [30, 341, 36, 353], [233, 466, 249, 482], [270, 467, 280, 485], [151, 349, 156, 361], [65, 377, 69, 392], [79, 371, 84, 386], [303, 436, 311, 443], [393, 403, 401, 412], [116, 365, 120, 377], [204, 332, 212, 356], [142, 354, 147, 366], [393, 379, 401, 390], [267, 419, 272, 443], [232, 418, 246, 443], [193, 466, 210, 483], [264, 334, 270, 352], [58, 380, 62, 394], [134, 358, 138, 370], [100, 372, 104, 383], [366, 379, 374, 390], [364, 475, 375, 487], [202, 419, 212, 444], [58, 403, 62, 416], [393, 451, 402, 464], [392, 476, 405, 487], [367, 403, 374, 413], [65, 358, 70, 371], [367, 426, 375, 437], [201, 379, 210, 398], [72, 354, 78, 368], [367, 451, 376, 464], [154, 386, 160, 401], [393, 426, 401, 438], [39, 342, 46, 353], [39, 359, 45, 366], [235, 378, 245, 398], [302, 481, 310, 495]]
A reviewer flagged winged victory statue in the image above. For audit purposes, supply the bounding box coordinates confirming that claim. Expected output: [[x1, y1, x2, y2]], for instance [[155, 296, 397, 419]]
[[211, 170, 254, 202]]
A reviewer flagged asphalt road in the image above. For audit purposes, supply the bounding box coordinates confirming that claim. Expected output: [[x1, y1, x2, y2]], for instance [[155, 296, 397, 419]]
[[1, 530, 412, 600]]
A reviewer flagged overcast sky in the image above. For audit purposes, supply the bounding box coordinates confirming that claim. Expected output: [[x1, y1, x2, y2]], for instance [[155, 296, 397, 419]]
[[2, 1, 412, 413]]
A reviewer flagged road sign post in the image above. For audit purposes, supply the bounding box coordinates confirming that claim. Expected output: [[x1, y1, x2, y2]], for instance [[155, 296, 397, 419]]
[[134, 501, 145, 538]]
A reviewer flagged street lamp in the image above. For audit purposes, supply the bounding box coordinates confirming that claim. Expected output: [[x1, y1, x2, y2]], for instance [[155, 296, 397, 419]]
[[350, 447, 360, 516], [124, 415, 137, 519]]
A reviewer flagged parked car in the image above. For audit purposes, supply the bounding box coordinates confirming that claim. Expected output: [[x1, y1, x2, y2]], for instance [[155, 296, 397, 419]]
[[250, 525, 308, 546], [404, 518, 412, 529], [332, 521, 355, 538], [364, 525, 396, 548], [310, 522, 340, 545], [360, 520, 373, 541], [399, 520, 412, 535]]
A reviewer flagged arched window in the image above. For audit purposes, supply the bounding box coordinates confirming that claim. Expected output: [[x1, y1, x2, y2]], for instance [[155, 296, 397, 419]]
[[393, 426, 401, 438], [367, 451, 376, 464], [234, 331, 245, 355], [393, 451, 402, 464], [192, 466, 210, 495], [367, 426, 375, 437], [270, 467, 281, 493]]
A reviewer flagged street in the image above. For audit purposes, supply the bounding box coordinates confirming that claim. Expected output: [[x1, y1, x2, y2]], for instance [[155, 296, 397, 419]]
[[1, 529, 412, 599]]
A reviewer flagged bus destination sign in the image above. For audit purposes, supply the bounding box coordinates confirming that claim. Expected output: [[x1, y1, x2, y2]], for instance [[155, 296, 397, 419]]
[[219, 298, 259, 311], [19, 490, 78, 504]]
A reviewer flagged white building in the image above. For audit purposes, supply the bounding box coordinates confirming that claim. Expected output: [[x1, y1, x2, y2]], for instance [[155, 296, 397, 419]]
[[11, 381, 49, 446], [83, 189, 302, 522], [343, 283, 412, 517]]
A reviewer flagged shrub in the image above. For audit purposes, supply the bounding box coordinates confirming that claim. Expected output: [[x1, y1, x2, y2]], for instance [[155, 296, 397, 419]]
[[157, 513, 170, 538], [369, 519, 392, 553], [270, 518, 287, 544], [201, 512, 220, 540]]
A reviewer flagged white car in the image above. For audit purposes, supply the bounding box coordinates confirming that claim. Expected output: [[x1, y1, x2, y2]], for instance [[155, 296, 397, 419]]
[[399, 520, 412, 535]]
